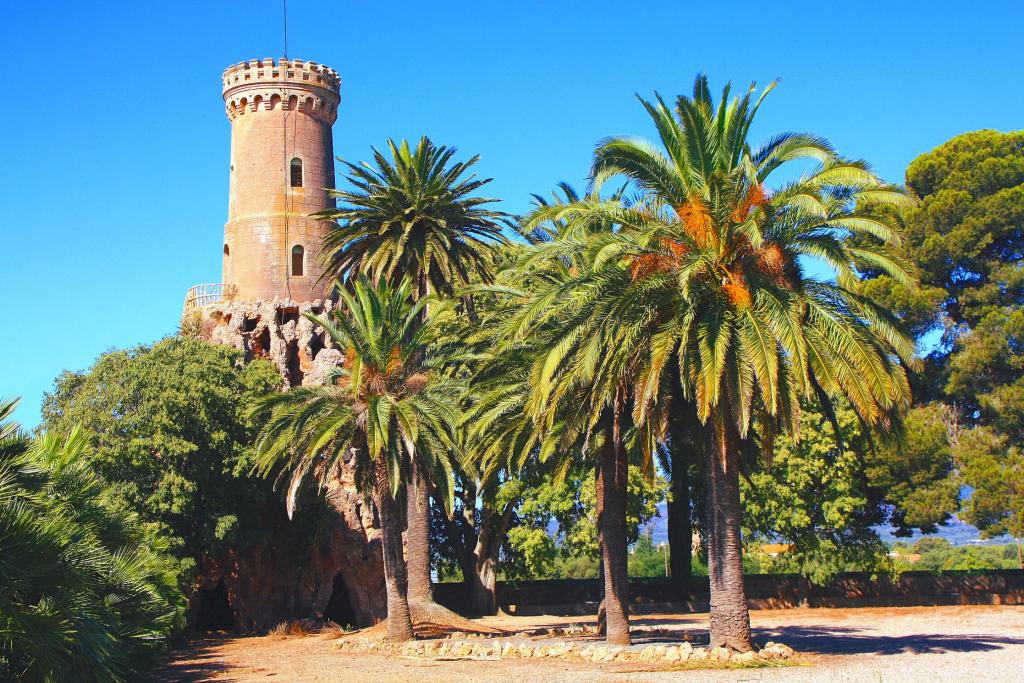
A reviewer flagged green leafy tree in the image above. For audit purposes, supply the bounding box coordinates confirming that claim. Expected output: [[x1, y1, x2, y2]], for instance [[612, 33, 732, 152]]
[[628, 531, 672, 578], [40, 337, 283, 590], [316, 136, 510, 604], [430, 475, 524, 611], [1, 399, 182, 682], [888, 540, 1015, 573], [866, 403, 960, 534], [500, 464, 665, 580], [744, 401, 883, 583], [909, 536, 955, 570], [744, 397, 961, 583], [902, 131, 1024, 331], [869, 131, 1024, 564], [955, 426, 1024, 566], [251, 278, 460, 641], [892, 537, 1018, 571]]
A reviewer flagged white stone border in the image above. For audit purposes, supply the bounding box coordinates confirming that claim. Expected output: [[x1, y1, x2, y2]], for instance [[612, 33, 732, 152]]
[[335, 634, 796, 666]]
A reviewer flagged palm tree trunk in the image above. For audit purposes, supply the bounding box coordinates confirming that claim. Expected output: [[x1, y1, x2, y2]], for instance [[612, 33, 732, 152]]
[[373, 460, 415, 642], [703, 418, 753, 652], [405, 466, 433, 603], [667, 369, 694, 600], [597, 413, 631, 645], [466, 498, 515, 615], [666, 443, 692, 599], [404, 273, 436, 604]]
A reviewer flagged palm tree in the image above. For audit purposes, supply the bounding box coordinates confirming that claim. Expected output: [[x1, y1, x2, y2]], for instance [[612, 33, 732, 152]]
[[0, 399, 181, 682], [315, 136, 510, 603], [468, 186, 654, 645], [515, 75, 918, 651], [467, 315, 641, 640], [251, 278, 460, 641], [488, 283, 653, 645], [527, 185, 697, 599]]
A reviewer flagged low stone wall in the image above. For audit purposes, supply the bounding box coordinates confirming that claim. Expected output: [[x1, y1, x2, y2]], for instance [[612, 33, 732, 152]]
[[434, 570, 1024, 615]]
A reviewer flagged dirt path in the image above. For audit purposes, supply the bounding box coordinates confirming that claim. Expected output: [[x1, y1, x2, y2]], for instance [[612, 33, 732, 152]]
[[155, 605, 1024, 682]]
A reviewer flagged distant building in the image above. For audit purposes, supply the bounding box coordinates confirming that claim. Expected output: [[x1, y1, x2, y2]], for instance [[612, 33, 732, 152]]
[[760, 543, 793, 558], [888, 550, 922, 564]]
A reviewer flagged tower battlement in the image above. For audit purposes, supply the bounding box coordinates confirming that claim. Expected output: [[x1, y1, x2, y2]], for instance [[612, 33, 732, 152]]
[[223, 58, 341, 123], [214, 57, 341, 304]]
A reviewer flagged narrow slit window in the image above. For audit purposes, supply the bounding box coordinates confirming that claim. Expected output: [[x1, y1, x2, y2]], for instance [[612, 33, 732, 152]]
[[290, 157, 303, 187], [291, 245, 305, 276]]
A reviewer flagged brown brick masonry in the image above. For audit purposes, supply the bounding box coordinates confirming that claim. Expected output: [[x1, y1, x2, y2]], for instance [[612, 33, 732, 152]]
[[221, 58, 341, 303]]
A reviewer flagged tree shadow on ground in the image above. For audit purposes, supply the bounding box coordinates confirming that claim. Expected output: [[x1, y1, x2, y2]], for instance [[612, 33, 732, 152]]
[[515, 616, 1024, 657], [752, 625, 1024, 656], [150, 634, 235, 682]]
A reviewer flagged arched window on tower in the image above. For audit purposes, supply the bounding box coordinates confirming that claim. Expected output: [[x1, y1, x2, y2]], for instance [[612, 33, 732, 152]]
[[290, 158, 303, 187], [291, 245, 305, 277]]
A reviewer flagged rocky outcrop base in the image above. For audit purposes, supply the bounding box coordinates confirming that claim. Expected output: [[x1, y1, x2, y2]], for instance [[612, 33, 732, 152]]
[[191, 468, 386, 631], [187, 297, 388, 631], [197, 298, 343, 388]]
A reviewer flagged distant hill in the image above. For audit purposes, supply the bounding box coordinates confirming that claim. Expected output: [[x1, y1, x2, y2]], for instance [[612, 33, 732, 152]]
[[640, 503, 1014, 547]]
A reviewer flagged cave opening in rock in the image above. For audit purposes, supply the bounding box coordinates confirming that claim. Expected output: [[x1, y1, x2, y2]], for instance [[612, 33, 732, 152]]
[[323, 573, 356, 627], [254, 327, 271, 359], [309, 330, 324, 359], [286, 339, 304, 385], [195, 579, 236, 632], [280, 306, 300, 326]]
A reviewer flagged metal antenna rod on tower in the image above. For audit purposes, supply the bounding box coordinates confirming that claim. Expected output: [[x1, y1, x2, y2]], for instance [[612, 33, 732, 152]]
[[282, 0, 289, 59]]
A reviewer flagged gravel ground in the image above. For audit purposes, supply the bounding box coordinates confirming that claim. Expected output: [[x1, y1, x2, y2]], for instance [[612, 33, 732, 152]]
[[155, 605, 1024, 682]]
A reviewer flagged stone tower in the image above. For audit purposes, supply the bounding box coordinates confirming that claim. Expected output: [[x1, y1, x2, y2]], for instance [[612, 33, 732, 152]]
[[187, 58, 346, 387], [221, 58, 341, 303], [184, 59, 387, 631], [188, 58, 346, 387]]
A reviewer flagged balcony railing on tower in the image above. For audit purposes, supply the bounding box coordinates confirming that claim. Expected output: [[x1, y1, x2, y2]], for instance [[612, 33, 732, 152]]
[[183, 283, 236, 315]]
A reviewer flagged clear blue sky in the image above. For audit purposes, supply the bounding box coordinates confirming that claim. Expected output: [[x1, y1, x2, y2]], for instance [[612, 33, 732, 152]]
[[3, 1, 1023, 428]]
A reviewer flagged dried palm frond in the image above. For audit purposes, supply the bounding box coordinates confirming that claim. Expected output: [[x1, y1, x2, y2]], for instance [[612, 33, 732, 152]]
[[756, 243, 786, 278], [675, 197, 715, 247], [723, 282, 753, 308]]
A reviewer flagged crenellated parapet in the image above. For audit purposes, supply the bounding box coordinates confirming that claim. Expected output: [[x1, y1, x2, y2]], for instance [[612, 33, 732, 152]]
[[222, 58, 341, 123]]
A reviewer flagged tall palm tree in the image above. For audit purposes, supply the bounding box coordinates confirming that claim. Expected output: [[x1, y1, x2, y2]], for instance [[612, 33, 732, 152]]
[[251, 278, 460, 641], [527, 185, 697, 599], [515, 75, 918, 651], [485, 273, 656, 645], [315, 136, 510, 603], [468, 310, 641, 641], [468, 185, 656, 645]]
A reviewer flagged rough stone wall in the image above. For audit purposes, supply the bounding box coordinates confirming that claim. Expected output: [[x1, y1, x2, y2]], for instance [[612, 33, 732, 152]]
[[194, 297, 387, 630], [191, 465, 386, 631], [199, 298, 343, 388]]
